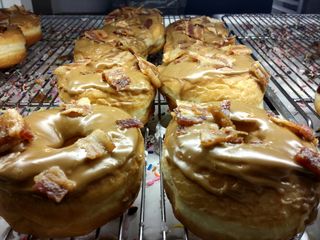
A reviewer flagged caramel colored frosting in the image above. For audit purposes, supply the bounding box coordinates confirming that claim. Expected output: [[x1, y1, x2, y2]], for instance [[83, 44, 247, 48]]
[[0, 104, 144, 194], [55, 51, 160, 124], [159, 43, 269, 108], [165, 101, 318, 192]]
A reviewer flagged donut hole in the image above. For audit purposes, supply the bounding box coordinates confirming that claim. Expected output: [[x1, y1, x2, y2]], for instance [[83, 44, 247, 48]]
[[232, 119, 260, 133], [61, 134, 86, 148]]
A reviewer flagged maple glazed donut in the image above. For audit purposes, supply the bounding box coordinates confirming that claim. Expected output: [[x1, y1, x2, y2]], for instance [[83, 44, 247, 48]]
[[162, 101, 320, 240], [0, 99, 144, 237], [159, 43, 269, 110], [0, 25, 26, 68], [1, 5, 42, 46], [55, 52, 161, 124], [104, 7, 165, 55]]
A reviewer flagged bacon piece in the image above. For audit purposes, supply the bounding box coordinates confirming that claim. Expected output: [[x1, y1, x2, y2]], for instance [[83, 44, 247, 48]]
[[84, 30, 108, 42], [209, 105, 234, 128], [144, 18, 153, 29], [116, 118, 144, 129], [136, 55, 161, 88], [61, 98, 92, 117], [102, 67, 131, 91], [250, 62, 269, 91], [0, 109, 33, 154], [113, 28, 134, 37], [269, 116, 316, 143], [174, 104, 208, 127], [76, 129, 115, 160], [294, 147, 320, 178], [33, 166, 76, 203], [221, 45, 252, 55], [115, 20, 129, 28], [200, 127, 246, 148]]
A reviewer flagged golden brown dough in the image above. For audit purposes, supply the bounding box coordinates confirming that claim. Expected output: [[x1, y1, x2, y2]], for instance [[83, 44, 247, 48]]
[[0, 99, 144, 237], [104, 7, 165, 55], [159, 43, 269, 110], [163, 101, 320, 240], [1, 5, 42, 46], [55, 51, 161, 124], [0, 25, 26, 68]]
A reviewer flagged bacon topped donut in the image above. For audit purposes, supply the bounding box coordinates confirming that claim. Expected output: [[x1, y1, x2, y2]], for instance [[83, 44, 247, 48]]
[[0, 99, 144, 237], [55, 51, 160, 124], [162, 101, 320, 240]]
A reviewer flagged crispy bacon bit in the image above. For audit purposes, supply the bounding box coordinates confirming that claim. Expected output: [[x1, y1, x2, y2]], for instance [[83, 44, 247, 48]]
[[250, 62, 269, 91], [174, 104, 208, 127], [115, 20, 129, 28], [113, 28, 133, 37], [200, 127, 246, 148], [209, 105, 234, 128], [144, 18, 153, 29], [61, 98, 92, 117], [33, 166, 76, 203], [0, 109, 33, 154], [116, 118, 144, 129], [76, 129, 115, 160], [222, 45, 252, 55], [186, 23, 204, 40], [102, 68, 131, 91], [84, 30, 108, 42], [294, 147, 320, 178], [136, 55, 161, 88], [269, 116, 316, 143]]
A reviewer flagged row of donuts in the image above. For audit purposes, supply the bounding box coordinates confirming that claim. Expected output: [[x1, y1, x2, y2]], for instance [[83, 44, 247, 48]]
[[0, 8, 319, 240], [0, 5, 42, 68], [158, 16, 320, 240], [55, 7, 165, 124], [0, 7, 166, 237]]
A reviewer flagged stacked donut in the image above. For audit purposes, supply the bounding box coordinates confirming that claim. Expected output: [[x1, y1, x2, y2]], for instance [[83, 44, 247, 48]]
[[0, 5, 42, 68], [56, 7, 164, 124], [160, 17, 320, 240], [159, 16, 269, 109], [0, 7, 164, 238]]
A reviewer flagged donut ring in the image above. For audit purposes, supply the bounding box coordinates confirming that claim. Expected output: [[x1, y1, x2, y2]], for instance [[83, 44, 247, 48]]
[[0, 99, 144, 237], [163, 101, 319, 240], [0, 25, 26, 68]]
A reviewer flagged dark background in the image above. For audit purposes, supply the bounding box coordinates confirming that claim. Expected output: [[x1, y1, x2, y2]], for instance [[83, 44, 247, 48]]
[[31, 0, 320, 15]]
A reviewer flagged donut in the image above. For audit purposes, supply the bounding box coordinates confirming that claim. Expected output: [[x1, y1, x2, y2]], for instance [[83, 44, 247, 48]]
[[159, 43, 269, 110], [1, 5, 42, 46], [0, 98, 144, 237], [104, 7, 165, 55], [55, 52, 161, 124], [162, 101, 320, 240], [163, 16, 233, 62], [0, 25, 26, 68], [74, 29, 148, 60], [314, 85, 320, 114]]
